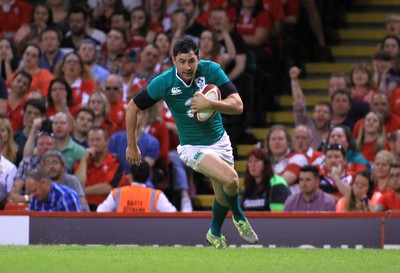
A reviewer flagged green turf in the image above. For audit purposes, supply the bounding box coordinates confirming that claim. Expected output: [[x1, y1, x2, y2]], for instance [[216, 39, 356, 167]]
[[0, 246, 398, 273]]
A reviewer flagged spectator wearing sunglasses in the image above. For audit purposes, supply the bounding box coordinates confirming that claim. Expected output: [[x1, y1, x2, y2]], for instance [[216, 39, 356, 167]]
[[101, 74, 126, 131]]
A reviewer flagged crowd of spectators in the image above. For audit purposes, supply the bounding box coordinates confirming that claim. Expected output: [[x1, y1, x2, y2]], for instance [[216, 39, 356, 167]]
[[0, 1, 399, 213]]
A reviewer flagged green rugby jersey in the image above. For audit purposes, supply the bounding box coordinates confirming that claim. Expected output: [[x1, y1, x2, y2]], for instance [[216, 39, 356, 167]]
[[147, 60, 229, 145]]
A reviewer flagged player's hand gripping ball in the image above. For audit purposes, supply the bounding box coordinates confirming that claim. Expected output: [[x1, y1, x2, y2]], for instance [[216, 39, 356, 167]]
[[194, 84, 221, 122]]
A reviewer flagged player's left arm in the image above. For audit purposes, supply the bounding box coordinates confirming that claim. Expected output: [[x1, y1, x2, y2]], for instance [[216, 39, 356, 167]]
[[192, 81, 243, 115]]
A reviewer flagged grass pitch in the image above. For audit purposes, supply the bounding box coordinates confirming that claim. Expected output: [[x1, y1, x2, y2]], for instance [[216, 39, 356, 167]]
[[0, 246, 398, 273]]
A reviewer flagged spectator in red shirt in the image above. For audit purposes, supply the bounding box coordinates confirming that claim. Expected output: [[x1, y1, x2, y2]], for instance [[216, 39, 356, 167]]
[[6, 71, 32, 132], [87, 92, 119, 138], [0, 0, 32, 40], [355, 111, 386, 163], [353, 93, 400, 139], [101, 74, 126, 131], [75, 126, 127, 211], [373, 163, 400, 211], [54, 52, 95, 105], [292, 125, 324, 166], [46, 78, 81, 120]]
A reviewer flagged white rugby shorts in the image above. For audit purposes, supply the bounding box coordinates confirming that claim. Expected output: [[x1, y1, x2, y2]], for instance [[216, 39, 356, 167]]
[[177, 132, 234, 172]]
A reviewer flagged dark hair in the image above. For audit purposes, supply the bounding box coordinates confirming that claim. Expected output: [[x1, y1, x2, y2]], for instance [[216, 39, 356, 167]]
[[24, 98, 46, 115], [75, 107, 95, 121], [13, 70, 32, 87], [233, 0, 264, 32], [299, 165, 320, 178], [89, 126, 108, 140], [172, 37, 199, 57], [325, 143, 346, 157], [68, 6, 88, 21], [380, 35, 400, 50], [24, 44, 42, 59], [130, 6, 150, 37], [47, 78, 74, 108], [347, 170, 374, 211], [390, 162, 400, 170], [129, 161, 150, 183], [331, 89, 352, 103], [325, 125, 358, 152], [109, 27, 128, 43], [31, 2, 53, 26], [0, 38, 19, 71], [373, 50, 391, 61], [388, 130, 400, 143], [40, 26, 62, 42], [242, 148, 274, 198], [111, 10, 130, 22], [315, 100, 332, 114]]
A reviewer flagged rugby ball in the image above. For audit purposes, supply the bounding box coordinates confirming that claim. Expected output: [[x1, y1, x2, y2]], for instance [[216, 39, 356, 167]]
[[194, 84, 221, 122]]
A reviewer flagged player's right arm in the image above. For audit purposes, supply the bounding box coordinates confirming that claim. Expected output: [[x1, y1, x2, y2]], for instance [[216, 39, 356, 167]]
[[126, 88, 157, 166]]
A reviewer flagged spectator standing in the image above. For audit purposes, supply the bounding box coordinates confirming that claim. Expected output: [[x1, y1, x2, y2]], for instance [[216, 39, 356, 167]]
[[290, 66, 332, 149]]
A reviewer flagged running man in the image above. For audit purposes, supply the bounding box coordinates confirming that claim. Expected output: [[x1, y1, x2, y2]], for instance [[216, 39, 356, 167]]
[[126, 37, 258, 249]]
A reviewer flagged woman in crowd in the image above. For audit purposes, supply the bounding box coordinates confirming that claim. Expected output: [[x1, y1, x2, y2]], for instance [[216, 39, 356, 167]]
[[372, 50, 398, 94], [129, 6, 154, 52], [93, 0, 125, 33], [381, 35, 400, 70], [6, 44, 54, 98], [47, 0, 69, 34], [373, 150, 395, 194], [14, 2, 54, 53], [326, 125, 369, 172], [88, 92, 118, 137], [54, 52, 95, 105], [349, 63, 377, 104], [153, 32, 173, 73], [336, 170, 380, 212], [199, 29, 236, 71], [145, 0, 170, 34], [356, 112, 386, 163], [0, 38, 19, 80], [0, 118, 18, 164], [46, 78, 80, 120], [241, 148, 290, 211]]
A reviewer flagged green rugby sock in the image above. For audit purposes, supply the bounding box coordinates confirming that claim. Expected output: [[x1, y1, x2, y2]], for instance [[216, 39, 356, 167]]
[[223, 191, 246, 222], [210, 198, 229, 237]]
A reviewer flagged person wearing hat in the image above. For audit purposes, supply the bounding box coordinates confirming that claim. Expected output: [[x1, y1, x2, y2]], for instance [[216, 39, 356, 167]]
[[77, 38, 110, 84]]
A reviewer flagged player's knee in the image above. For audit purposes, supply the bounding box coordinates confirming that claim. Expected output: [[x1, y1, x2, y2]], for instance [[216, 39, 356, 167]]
[[224, 171, 239, 190]]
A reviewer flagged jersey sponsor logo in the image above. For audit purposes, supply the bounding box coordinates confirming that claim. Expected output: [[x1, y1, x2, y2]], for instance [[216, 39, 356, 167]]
[[186, 109, 194, 118], [195, 77, 206, 90], [171, 87, 182, 95]]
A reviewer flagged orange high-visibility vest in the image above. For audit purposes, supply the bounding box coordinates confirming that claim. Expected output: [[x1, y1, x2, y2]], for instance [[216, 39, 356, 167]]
[[112, 185, 161, 212]]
